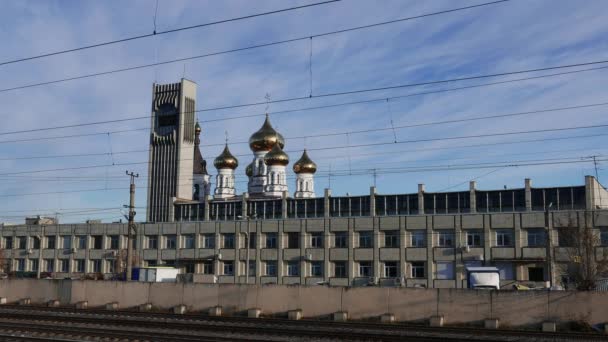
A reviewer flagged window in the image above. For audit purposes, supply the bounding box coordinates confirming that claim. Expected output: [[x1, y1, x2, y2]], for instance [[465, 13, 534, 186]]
[[16, 259, 25, 272], [287, 261, 299, 276], [496, 230, 513, 247], [17, 236, 27, 249], [495, 262, 514, 280], [527, 229, 546, 247], [109, 235, 119, 249], [107, 260, 116, 274], [287, 232, 300, 249], [384, 231, 399, 248], [75, 259, 85, 273], [62, 236, 72, 250], [557, 228, 575, 247], [311, 261, 323, 277], [76, 236, 86, 249], [44, 259, 54, 272], [203, 234, 215, 249], [46, 236, 56, 249], [265, 233, 277, 248], [91, 259, 102, 273], [601, 229, 608, 246], [247, 260, 256, 276], [202, 261, 214, 274], [437, 232, 454, 247], [60, 259, 69, 273], [92, 236, 102, 250], [359, 231, 373, 248], [146, 260, 157, 267], [31, 237, 40, 249], [4, 237, 13, 249], [223, 261, 234, 275], [359, 261, 372, 277], [183, 234, 195, 249], [334, 232, 348, 248], [30, 259, 39, 272], [222, 234, 235, 249], [265, 261, 277, 276], [410, 230, 426, 247], [248, 233, 256, 249], [165, 235, 177, 249], [384, 261, 398, 278], [528, 267, 544, 281], [466, 231, 483, 247], [334, 261, 347, 278], [411, 262, 425, 278], [310, 232, 323, 248], [146, 235, 158, 249], [435, 261, 454, 280]]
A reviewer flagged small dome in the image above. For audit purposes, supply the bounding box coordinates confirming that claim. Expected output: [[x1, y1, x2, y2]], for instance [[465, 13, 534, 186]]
[[293, 149, 317, 174], [246, 162, 253, 177], [264, 144, 289, 166], [249, 114, 285, 152], [214, 144, 238, 170], [195, 121, 201, 134]]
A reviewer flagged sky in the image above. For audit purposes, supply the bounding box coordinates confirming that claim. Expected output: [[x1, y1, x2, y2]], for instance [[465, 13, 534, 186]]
[[0, 0, 607, 224]]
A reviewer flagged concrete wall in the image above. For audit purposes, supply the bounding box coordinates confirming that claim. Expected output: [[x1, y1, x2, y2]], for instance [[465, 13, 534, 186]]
[[1, 279, 608, 327]]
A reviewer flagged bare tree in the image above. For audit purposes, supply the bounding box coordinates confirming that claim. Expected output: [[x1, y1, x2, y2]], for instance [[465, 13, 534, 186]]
[[556, 214, 608, 290]]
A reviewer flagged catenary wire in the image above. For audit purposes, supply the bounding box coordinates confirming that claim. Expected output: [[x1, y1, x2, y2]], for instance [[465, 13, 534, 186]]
[[0, 0, 342, 67], [2, 63, 606, 136], [0, 0, 510, 94]]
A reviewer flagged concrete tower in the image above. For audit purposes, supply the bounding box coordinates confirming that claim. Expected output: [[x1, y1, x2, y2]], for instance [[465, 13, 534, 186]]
[[293, 149, 317, 198], [146, 79, 197, 222], [213, 144, 239, 199], [192, 121, 211, 201], [264, 144, 289, 197]]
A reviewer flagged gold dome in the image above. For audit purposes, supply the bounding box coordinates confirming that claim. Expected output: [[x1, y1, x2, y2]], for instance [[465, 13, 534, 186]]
[[249, 114, 285, 152], [246, 161, 253, 177], [264, 144, 289, 166], [293, 149, 317, 174], [214, 144, 239, 170]]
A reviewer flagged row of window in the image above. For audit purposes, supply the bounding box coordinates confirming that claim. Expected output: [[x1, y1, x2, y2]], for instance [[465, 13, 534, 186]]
[[164, 260, 524, 280], [142, 229, 550, 250], [1, 235, 124, 250], [5, 229, 607, 251], [13, 258, 115, 273]]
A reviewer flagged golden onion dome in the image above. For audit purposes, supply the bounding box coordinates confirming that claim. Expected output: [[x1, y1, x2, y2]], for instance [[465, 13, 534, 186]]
[[245, 161, 253, 177], [213, 144, 239, 170], [293, 149, 317, 174], [249, 114, 285, 152], [264, 144, 289, 166]]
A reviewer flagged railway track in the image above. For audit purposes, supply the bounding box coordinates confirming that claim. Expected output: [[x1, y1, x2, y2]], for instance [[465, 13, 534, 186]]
[[0, 304, 604, 341]]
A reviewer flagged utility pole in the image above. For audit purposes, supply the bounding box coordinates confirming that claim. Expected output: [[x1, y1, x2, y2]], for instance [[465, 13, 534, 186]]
[[126, 171, 139, 281], [545, 202, 553, 288]]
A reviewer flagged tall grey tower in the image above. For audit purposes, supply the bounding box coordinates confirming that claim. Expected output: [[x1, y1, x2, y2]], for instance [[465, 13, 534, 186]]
[[146, 79, 197, 222]]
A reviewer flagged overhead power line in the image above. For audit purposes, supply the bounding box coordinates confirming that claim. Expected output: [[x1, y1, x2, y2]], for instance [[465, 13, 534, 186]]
[[0, 0, 342, 67], [1, 123, 607, 177], [2, 63, 605, 136], [0, 0, 511, 94], [0, 156, 602, 198]]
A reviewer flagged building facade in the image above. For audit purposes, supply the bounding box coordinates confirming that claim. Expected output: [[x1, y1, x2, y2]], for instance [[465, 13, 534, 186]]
[[3, 176, 608, 288]]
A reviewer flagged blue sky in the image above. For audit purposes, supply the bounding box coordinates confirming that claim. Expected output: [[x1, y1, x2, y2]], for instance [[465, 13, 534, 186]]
[[0, 0, 607, 223]]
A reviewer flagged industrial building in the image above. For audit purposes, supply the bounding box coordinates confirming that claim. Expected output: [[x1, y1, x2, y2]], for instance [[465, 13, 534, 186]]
[[2, 175, 608, 289]]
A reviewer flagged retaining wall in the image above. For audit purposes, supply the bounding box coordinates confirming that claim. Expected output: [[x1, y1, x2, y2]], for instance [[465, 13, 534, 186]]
[[1, 279, 607, 327]]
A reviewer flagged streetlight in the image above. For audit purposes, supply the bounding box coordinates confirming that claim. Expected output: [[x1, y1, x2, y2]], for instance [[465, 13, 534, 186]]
[[237, 214, 257, 285]]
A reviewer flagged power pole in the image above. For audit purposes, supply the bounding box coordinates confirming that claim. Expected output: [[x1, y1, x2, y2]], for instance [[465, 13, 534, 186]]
[[126, 171, 139, 281]]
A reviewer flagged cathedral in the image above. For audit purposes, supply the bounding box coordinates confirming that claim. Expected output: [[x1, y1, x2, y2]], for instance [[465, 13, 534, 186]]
[[146, 79, 317, 222]]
